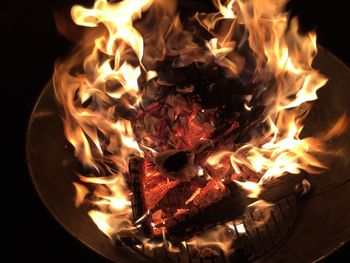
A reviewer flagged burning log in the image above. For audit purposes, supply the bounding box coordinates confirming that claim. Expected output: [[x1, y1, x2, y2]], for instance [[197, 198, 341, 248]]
[[128, 156, 306, 243]]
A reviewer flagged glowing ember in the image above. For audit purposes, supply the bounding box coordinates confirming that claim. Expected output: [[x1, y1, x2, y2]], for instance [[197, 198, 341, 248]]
[[53, 0, 346, 257]]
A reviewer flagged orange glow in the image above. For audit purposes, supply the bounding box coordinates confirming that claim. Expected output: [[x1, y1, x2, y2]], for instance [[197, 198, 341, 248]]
[[53, 0, 347, 256], [185, 188, 201, 205], [72, 182, 89, 207]]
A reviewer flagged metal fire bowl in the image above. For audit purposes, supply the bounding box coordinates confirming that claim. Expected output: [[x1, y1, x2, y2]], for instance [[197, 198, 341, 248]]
[[27, 27, 350, 263]]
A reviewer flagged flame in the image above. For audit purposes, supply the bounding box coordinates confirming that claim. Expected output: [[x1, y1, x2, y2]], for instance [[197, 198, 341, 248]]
[[185, 187, 201, 205], [213, 0, 236, 19], [299, 179, 311, 195], [187, 225, 234, 255], [234, 180, 262, 198], [71, 0, 153, 60], [204, 0, 331, 186], [72, 182, 89, 207], [240, 200, 275, 227], [88, 210, 115, 238], [53, 0, 347, 257]]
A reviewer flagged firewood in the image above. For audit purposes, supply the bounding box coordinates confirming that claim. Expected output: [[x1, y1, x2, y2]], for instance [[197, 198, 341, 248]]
[[166, 174, 306, 243], [128, 156, 306, 243]]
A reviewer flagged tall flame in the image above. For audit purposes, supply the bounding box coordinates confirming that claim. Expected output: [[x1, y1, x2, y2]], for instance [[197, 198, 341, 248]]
[[205, 0, 329, 184]]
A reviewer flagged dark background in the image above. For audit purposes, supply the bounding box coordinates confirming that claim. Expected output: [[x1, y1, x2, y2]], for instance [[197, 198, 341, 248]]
[[4, 0, 349, 262]]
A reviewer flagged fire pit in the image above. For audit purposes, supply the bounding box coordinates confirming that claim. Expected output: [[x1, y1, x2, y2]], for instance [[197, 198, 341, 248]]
[[27, 0, 350, 262]]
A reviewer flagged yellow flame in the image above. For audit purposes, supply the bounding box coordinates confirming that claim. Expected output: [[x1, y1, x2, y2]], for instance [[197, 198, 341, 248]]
[[216, 0, 236, 19], [72, 182, 89, 207], [234, 180, 262, 198], [71, 0, 153, 60]]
